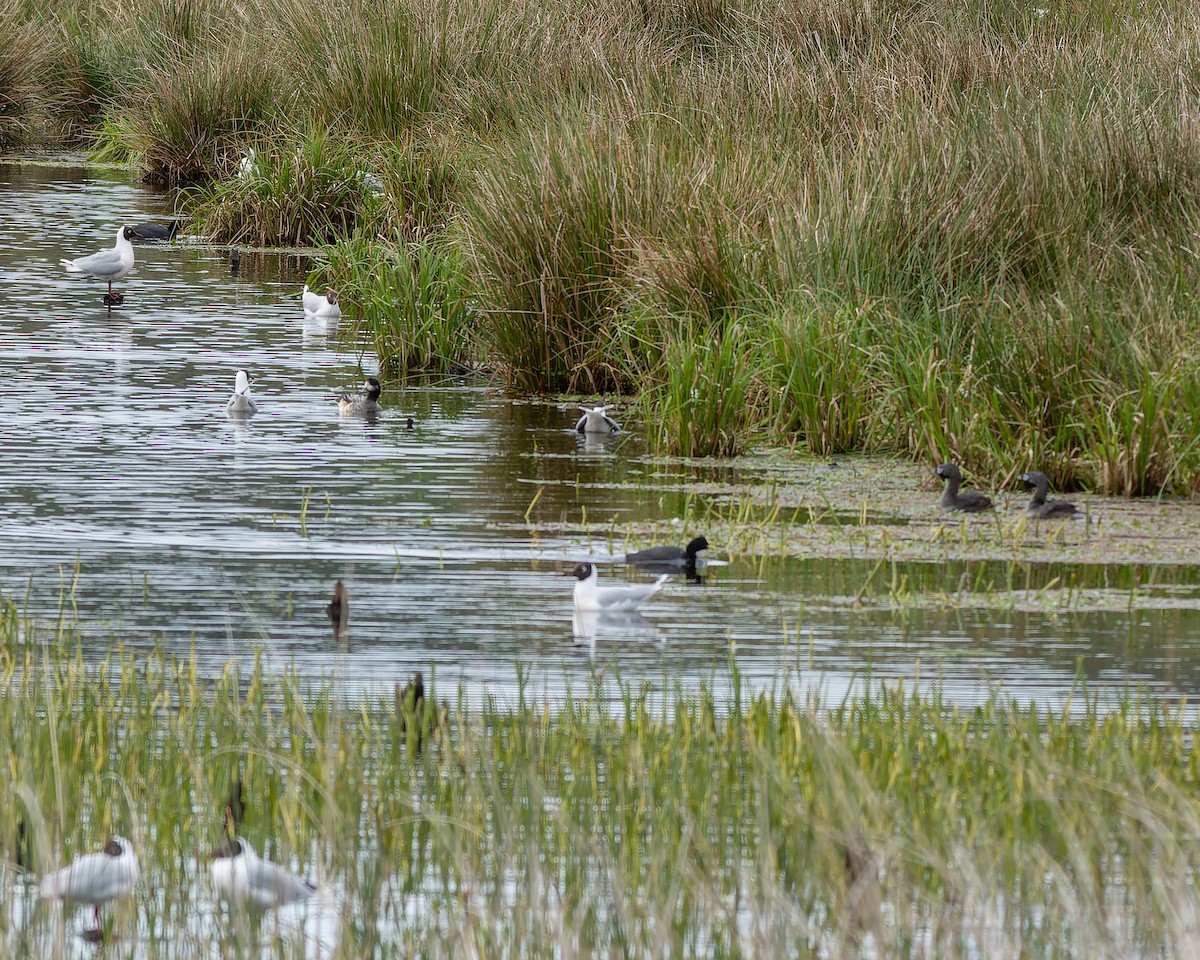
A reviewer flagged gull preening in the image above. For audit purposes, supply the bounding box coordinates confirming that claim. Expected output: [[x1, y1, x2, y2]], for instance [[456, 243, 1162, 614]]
[[60, 226, 136, 303], [568, 561, 669, 613], [575, 405, 620, 434], [210, 837, 316, 912], [40, 836, 140, 939], [337, 378, 382, 419], [302, 285, 341, 319], [226, 369, 258, 416]]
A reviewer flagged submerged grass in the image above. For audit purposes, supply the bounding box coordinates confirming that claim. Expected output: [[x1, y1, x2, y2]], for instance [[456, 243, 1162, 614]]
[[3, 602, 1200, 956]]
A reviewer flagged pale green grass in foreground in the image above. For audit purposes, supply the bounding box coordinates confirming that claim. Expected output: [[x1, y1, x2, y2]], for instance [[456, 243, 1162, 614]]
[[2, 600, 1200, 957]]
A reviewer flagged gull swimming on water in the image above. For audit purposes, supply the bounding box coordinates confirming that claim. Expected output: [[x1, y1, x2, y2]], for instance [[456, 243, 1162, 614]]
[[302, 285, 341, 319], [60, 226, 136, 303], [226, 369, 258, 416], [567, 561, 669, 613], [337, 378, 382, 418], [575, 405, 620, 434], [40, 836, 140, 940], [210, 837, 316, 912]]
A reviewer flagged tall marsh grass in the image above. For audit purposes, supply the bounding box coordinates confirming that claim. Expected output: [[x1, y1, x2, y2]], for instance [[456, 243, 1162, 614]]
[[4, 604, 1200, 956], [9, 0, 1200, 484]]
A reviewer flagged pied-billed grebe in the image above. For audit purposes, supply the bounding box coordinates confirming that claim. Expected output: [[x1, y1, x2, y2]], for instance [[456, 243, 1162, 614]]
[[935, 463, 993, 512], [1020, 470, 1077, 519]]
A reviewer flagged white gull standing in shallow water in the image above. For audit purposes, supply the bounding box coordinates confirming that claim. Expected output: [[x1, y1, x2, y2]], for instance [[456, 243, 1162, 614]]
[[210, 837, 316, 912], [575, 405, 620, 434], [60, 226, 136, 303], [40, 836, 140, 940], [226, 369, 258, 416], [567, 561, 669, 613]]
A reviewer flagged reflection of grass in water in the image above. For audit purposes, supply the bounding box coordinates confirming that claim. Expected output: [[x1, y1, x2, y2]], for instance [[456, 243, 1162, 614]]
[[3, 600, 1200, 956]]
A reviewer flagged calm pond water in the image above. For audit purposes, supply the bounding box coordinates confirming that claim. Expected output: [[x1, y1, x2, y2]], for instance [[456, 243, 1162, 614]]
[[4, 160, 1200, 706]]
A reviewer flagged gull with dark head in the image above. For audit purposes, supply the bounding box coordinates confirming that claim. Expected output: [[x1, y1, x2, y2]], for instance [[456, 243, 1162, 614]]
[[337, 377, 382, 419], [210, 837, 316, 912], [60, 226, 136, 304], [40, 835, 139, 941], [302, 285, 341, 319], [575, 405, 620, 435], [226, 369, 258, 416], [567, 562, 669, 613]]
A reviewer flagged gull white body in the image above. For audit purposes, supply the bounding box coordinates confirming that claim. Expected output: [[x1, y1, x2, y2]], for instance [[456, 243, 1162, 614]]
[[575, 405, 620, 434], [302, 285, 341, 319], [60, 227, 136, 296], [570, 562, 668, 613], [226, 369, 258, 415], [210, 838, 316, 912], [40, 836, 140, 915]]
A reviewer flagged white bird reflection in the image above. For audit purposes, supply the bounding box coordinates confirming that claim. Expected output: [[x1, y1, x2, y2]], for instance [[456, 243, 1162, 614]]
[[256, 886, 342, 959], [301, 311, 338, 345], [572, 609, 666, 647]]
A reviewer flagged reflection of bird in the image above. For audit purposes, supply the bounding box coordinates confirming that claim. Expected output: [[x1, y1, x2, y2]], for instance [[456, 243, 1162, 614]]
[[60, 226, 136, 304], [575, 405, 620, 434], [935, 463, 992, 512], [338, 378, 382, 418], [129, 219, 182, 243], [302, 285, 341, 318], [226, 369, 258, 416], [567, 562, 668, 613], [1020, 470, 1077, 519], [626, 535, 709, 569], [210, 837, 316, 912], [326, 580, 348, 640], [40, 836, 140, 940]]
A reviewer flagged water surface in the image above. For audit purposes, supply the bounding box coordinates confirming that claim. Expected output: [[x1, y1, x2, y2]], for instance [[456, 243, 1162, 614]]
[[4, 161, 1200, 707]]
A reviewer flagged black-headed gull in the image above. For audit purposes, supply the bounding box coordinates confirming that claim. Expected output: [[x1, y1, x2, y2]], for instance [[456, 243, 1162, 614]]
[[302, 285, 341, 318], [1019, 471, 1078, 519], [568, 561, 669, 613], [226, 369, 258, 416], [935, 463, 993, 513], [625, 535, 709, 569], [60, 226, 136, 303], [575, 405, 620, 434], [40, 836, 140, 939], [210, 837, 316, 911], [337, 378, 382, 418]]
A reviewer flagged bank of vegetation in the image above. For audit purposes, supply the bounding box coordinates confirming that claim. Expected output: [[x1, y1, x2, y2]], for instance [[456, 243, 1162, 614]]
[[5, 0, 1200, 492], [2, 603, 1200, 956]]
